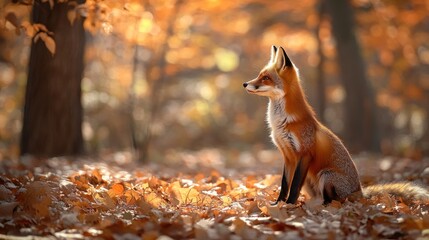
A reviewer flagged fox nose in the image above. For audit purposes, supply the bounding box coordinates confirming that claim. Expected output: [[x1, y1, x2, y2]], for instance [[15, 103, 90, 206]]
[[243, 82, 248, 88]]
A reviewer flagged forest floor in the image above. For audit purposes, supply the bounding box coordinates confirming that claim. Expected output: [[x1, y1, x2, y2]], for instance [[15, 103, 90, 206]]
[[1, 149, 429, 239]]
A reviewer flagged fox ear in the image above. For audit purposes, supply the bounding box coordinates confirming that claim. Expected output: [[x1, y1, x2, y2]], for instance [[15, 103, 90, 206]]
[[275, 47, 293, 70], [281, 47, 293, 68], [270, 45, 277, 64]]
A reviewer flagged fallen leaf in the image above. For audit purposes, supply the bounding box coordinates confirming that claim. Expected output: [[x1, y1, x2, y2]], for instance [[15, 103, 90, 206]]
[[0, 185, 13, 201], [108, 183, 124, 197], [0, 202, 18, 220], [67, 10, 77, 25]]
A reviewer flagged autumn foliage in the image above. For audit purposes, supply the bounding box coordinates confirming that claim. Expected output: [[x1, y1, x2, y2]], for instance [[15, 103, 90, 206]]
[[0, 0, 428, 158], [1, 153, 429, 239], [0, 0, 429, 239]]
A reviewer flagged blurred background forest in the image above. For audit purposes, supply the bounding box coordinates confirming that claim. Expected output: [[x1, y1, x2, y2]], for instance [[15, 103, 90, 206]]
[[0, 0, 428, 163]]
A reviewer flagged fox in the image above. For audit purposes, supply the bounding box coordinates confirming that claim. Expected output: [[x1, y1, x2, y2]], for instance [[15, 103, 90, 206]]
[[243, 46, 429, 205]]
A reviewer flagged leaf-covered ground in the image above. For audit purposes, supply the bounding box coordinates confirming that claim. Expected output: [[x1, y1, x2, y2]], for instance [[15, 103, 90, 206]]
[[1, 150, 429, 239]]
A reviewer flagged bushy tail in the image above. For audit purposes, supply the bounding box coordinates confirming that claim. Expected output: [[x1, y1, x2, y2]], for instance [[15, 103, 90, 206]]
[[363, 182, 429, 202]]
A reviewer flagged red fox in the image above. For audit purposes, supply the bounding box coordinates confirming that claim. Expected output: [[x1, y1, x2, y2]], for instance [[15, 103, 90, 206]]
[[243, 46, 429, 204]]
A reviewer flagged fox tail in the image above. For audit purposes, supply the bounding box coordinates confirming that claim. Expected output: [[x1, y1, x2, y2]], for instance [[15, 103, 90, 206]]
[[363, 182, 429, 203]]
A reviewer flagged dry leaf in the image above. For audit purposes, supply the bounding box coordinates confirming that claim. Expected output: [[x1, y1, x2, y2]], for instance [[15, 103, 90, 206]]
[[169, 181, 200, 205], [5, 20, 16, 30], [0, 185, 12, 201], [37, 32, 56, 55], [67, 10, 77, 25], [33, 23, 49, 33], [124, 189, 141, 204], [108, 183, 124, 197], [21, 21, 35, 37], [93, 191, 116, 209], [5, 12, 18, 29], [0, 202, 18, 220], [22, 181, 53, 218]]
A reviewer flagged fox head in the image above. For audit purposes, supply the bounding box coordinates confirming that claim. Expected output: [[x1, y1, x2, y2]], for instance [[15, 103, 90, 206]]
[[243, 46, 298, 99]]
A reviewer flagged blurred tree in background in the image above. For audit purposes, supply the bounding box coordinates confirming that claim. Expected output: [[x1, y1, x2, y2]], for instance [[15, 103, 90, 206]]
[[0, 0, 427, 160], [21, 0, 85, 157], [325, 0, 378, 152]]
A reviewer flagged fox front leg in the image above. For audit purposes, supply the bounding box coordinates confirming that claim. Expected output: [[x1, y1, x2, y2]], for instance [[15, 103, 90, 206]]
[[286, 156, 311, 204], [273, 160, 298, 205], [273, 165, 289, 204]]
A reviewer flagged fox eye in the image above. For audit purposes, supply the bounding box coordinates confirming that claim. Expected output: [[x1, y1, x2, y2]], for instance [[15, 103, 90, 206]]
[[262, 76, 271, 82]]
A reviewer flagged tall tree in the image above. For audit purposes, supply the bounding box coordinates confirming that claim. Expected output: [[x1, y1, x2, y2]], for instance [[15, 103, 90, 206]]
[[20, 0, 85, 157], [315, 1, 326, 123], [325, 0, 379, 152]]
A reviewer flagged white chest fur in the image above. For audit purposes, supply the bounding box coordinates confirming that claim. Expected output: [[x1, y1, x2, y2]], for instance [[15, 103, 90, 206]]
[[266, 98, 300, 152]]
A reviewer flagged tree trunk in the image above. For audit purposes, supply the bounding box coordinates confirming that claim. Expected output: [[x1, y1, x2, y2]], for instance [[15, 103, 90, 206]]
[[315, 1, 326, 123], [20, 0, 85, 157], [325, 0, 378, 152]]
